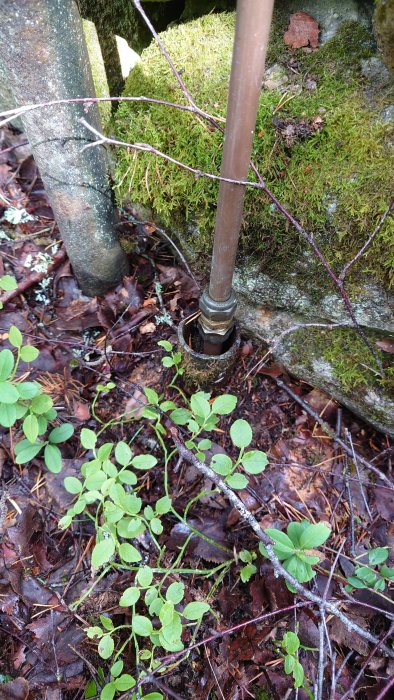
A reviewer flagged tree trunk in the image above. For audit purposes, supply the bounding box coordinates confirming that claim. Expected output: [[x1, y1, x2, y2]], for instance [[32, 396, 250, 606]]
[[0, 0, 129, 296]]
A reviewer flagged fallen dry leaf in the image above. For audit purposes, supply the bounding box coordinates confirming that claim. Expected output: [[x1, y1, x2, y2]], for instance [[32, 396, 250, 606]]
[[284, 12, 320, 49], [139, 321, 156, 334], [376, 338, 394, 353], [0, 678, 29, 700]]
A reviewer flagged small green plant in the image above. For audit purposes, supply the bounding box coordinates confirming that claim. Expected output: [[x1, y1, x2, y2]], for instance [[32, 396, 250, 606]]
[[238, 549, 257, 583], [277, 631, 314, 698], [0, 326, 73, 471], [0, 274, 17, 309], [345, 547, 394, 593], [259, 520, 331, 592]]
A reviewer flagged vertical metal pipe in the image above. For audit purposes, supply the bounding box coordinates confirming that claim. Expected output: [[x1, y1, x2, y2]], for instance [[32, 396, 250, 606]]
[[209, 0, 274, 303]]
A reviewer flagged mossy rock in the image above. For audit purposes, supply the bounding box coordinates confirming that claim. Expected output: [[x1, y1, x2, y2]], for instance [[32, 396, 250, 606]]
[[114, 11, 393, 288], [374, 0, 394, 74]]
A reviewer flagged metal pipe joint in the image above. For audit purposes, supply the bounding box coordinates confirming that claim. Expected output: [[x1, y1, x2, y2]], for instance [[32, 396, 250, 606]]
[[199, 288, 237, 344]]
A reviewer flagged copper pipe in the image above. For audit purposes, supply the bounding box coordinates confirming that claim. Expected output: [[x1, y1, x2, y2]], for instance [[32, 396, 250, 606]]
[[208, 0, 274, 303]]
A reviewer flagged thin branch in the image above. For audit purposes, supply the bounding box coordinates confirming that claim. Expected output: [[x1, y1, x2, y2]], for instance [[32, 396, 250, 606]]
[[274, 377, 394, 491], [339, 202, 394, 282], [340, 623, 394, 700], [79, 117, 260, 189]]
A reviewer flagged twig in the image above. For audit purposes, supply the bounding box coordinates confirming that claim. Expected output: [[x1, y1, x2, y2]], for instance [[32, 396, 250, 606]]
[[0, 247, 67, 306], [79, 118, 262, 190], [316, 608, 326, 700], [343, 454, 356, 558], [345, 428, 372, 521], [339, 202, 394, 282], [340, 623, 394, 700], [274, 377, 394, 491], [375, 673, 394, 700]]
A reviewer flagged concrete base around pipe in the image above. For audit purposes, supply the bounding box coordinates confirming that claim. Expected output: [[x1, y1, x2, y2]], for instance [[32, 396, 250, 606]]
[[177, 316, 240, 392]]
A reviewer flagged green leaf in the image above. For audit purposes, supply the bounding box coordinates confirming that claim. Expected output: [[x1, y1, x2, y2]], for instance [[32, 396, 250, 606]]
[[162, 356, 174, 368], [80, 428, 97, 450], [84, 678, 97, 698], [211, 453, 233, 476], [284, 556, 314, 583], [159, 601, 175, 627], [197, 439, 212, 451], [150, 517, 163, 535], [190, 391, 211, 419], [100, 682, 116, 700], [115, 441, 132, 466], [0, 381, 19, 404], [16, 381, 40, 399], [100, 615, 114, 631], [265, 529, 296, 556], [142, 693, 164, 700], [166, 581, 185, 604], [15, 441, 44, 464], [86, 626, 103, 639], [132, 615, 153, 637], [160, 614, 183, 644], [283, 631, 300, 655], [240, 563, 257, 583], [144, 387, 159, 404], [30, 393, 53, 414], [44, 443, 62, 473], [0, 403, 17, 427], [286, 521, 307, 547], [169, 408, 191, 425], [48, 423, 74, 443], [118, 469, 137, 485], [158, 340, 172, 352], [114, 675, 135, 692], [8, 325, 23, 348], [91, 538, 115, 568], [98, 635, 114, 660], [136, 566, 153, 588], [85, 470, 107, 491], [110, 659, 123, 678], [64, 476, 83, 494], [284, 654, 295, 674], [211, 394, 237, 415], [23, 414, 39, 444], [293, 659, 304, 688], [0, 349, 14, 381], [0, 274, 17, 291], [346, 575, 366, 589], [380, 566, 394, 579], [226, 473, 249, 490], [131, 454, 157, 470], [97, 443, 113, 461], [241, 450, 268, 474], [119, 587, 140, 607], [20, 345, 39, 362], [299, 522, 331, 549], [159, 400, 177, 411], [182, 601, 210, 620], [368, 547, 389, 565], [118, 542, 142, 563], [230, 419, 253, 448], [155, 495, 172, 514]]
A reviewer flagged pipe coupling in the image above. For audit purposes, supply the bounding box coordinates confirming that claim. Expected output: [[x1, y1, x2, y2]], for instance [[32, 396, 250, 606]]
[[198, 288, 237, 342]]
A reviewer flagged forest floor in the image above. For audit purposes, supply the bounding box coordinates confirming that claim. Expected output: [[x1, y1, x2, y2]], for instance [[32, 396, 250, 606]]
[[0, 125, 393, 700]]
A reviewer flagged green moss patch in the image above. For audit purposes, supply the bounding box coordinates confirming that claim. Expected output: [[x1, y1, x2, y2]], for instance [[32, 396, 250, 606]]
[[114, 13, 394, 286]]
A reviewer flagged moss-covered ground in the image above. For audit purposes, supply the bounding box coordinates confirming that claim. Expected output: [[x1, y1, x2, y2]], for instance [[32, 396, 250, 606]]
[[114, 11, 394, 287]]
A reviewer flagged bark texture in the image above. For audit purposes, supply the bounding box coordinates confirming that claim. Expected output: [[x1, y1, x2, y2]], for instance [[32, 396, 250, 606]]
[[0, 0, 129, 296]]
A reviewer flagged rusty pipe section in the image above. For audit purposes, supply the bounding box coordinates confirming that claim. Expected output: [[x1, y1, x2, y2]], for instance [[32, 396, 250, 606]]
[[199, 0, 274, 350]]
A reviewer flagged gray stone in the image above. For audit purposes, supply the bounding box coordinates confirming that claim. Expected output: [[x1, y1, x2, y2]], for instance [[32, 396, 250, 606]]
[[361, 56, 393, 89], [380, 105, 394, 122]]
